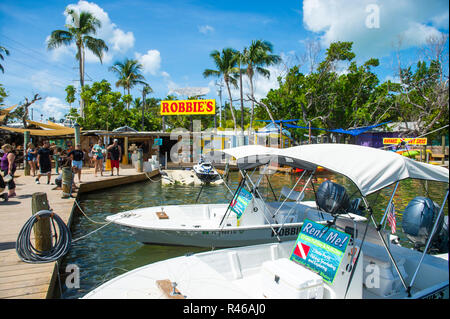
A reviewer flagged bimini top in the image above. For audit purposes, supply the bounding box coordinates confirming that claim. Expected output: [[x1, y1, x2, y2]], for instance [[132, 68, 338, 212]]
[[208, 145, 278, 169], [277, 144, 449, 196], [210, 144, 449, 197]]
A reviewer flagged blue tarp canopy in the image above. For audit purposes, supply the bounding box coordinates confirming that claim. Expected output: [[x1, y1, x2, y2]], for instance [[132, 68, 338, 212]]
[[283, 121, 391, 136]]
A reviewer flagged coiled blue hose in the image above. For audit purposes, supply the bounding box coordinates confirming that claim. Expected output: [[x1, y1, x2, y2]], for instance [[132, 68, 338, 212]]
[[16, 210, 72, 263]]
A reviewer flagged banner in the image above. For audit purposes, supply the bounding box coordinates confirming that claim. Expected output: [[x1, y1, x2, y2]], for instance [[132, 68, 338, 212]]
[[160, 99, 215, 115], [383, 137, 427, 145], [230, 188, 253, 220], [290, 219, 350, 284]]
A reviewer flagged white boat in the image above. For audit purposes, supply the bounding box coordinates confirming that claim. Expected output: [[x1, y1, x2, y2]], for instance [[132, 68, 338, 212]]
[[192, 156, 220, 183], [84, 144, 449, 299], [106, 145, 366, 247]]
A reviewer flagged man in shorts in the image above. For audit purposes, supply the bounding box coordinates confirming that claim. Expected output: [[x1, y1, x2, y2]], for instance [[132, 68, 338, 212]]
[[68, 144, 84, 183], [36, 140, 53, 184], [107, 139, 122, 176]]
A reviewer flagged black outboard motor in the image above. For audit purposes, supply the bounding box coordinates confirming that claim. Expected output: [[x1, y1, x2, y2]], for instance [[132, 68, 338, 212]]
[[316, 180, 350, 215], [402, 196, 446, 253]]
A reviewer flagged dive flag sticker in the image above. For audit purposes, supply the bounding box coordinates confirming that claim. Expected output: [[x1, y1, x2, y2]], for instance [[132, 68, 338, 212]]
[[294, 242, 310, 260]]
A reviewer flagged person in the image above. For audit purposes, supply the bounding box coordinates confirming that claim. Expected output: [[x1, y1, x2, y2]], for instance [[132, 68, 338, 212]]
[[0, 173, 8, 201], [88, 144, 94, 168], [26, 142, 38, 177], [1, 144, 17, 198], [107, 139, 122, 176], [68, 144, 84, 183], [93, 139, 105, 177], [36, 140, 53, 184]]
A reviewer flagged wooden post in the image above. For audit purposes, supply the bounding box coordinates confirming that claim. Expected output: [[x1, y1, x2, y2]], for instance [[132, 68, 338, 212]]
[[442, 136, 446, 165], [137, 148, 143, 172], [61, 167, 72, 198], [31, 192, 52, 252], [74, 123, 81, 146], [24, 131, 30, 176], [123, 136, 129, 165]]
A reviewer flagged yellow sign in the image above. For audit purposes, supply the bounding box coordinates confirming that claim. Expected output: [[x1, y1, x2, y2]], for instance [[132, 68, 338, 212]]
[[383, 137, 427, 145], [160, 99, 215, 115]]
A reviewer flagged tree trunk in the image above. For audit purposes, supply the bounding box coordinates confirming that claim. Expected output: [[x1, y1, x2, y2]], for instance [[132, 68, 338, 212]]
[[78, 44, 85, 119], [248, 73, 255, 135], [225, 79, 237, 132], [239, 70, 244, 132]]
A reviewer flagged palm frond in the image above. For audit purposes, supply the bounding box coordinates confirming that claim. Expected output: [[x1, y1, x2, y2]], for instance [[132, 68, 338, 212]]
[[47, 30, 74, 49]]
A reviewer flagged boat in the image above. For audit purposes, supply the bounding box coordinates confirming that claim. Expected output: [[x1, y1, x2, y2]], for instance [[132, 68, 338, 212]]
[[84, 144, 449, 299], [105, 145, 365, 247], [192, 156, 220, 183]]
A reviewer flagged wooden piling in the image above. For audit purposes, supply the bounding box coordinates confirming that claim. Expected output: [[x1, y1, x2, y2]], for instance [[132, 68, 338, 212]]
[[137, 148, 143, 172], [61, 167, 72, 198], [31, 192, 52, 252], [24, 131, 30, 176]]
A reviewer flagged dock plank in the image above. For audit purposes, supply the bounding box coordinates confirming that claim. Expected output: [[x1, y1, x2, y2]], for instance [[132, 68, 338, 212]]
[[0, 166, 159, 299]]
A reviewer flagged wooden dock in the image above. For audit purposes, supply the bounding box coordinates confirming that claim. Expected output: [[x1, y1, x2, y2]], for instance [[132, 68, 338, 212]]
[[0, 166, 159, 299]]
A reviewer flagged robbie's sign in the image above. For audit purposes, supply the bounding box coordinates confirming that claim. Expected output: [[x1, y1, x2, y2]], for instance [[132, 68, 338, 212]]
[[160, 99, 215, 115]]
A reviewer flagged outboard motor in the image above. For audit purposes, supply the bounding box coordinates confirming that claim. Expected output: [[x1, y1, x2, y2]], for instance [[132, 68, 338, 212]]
[[316, 180, 350, 215], [402, 196, 446, 253]]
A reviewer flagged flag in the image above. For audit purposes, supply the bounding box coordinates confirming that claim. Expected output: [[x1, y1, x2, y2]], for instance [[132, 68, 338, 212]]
[[293, 242, 310, 260], [387, 202, 396, 234]]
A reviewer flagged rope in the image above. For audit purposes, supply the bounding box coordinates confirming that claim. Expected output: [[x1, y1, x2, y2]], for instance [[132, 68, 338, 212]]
[[16, 210, 72, 264], [74, 200, 109, 225]]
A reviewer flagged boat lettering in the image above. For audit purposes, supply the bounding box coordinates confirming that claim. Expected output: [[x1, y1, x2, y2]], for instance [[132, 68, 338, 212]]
[[271, 226, 301, 237], [422, 286, 448, 299]]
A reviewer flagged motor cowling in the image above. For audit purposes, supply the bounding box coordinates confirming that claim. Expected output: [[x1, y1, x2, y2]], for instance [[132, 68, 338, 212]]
[[402, 196, 445, 251], [316, 180, 350, 215]]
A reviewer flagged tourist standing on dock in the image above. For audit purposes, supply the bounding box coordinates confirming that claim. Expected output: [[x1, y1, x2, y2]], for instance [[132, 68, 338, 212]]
[[26, 142, 38, 177], [93, 139, 105, 177], [35, 140, 53, 184], [1, 144, 16, 198], [107, 139, 122, 176], [68, 144, 84, 183]]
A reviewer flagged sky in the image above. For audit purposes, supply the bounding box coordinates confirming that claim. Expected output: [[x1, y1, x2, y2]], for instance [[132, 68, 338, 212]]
[[0, 0, 448, 122]]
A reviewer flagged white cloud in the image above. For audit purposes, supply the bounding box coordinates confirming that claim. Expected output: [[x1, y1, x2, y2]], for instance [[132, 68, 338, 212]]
[[31, 70, 69, 93], [49, 1, 135, 63], [35, 97, 71, 121], [135, 50, 162, 76], [198, 25, 215, 34], [302, 0, 448, 59]]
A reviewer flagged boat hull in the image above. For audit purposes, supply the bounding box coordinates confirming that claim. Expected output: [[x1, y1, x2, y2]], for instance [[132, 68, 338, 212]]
[[120, 223, 304, 248]]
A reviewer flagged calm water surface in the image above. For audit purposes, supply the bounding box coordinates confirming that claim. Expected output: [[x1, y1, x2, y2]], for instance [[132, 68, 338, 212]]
[[59, 170, 448, 299]]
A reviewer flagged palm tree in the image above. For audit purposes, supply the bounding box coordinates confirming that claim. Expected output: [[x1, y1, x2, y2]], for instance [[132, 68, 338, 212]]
[[243, 40, 281, 133], [234, 50, 247, 132], [47, 9, 108, 118], [109, 58, 147, 109], [141, 84, 153, 131], [203, 48, 239, 131], [0, 45, 10, 73]]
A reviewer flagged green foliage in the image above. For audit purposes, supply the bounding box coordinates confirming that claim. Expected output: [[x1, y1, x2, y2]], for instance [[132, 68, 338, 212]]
[[67, 80, 160, 131]]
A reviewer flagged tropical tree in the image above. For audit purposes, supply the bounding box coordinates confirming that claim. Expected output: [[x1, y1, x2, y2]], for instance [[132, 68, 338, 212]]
[[203, 48, 239, 131], [65, 85, 76, 107], [233, 50, 246, 132], [243, 40, 281, 132], [109, 58, 147, 109], [0, 45, 10, 73], [141, 84, 153, 131], [47, 8, 108, 117]]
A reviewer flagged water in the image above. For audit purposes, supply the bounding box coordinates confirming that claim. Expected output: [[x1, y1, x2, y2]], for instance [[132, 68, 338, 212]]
[[59, 171, 448, 299]]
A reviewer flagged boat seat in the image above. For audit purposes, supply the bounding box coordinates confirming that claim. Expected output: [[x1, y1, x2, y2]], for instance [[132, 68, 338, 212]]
[[278, 186, 305, 202], [362, 243, 408, 297]]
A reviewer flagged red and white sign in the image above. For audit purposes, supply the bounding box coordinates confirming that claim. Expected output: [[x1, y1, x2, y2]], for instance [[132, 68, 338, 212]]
[[294, 242, 310, 260]]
